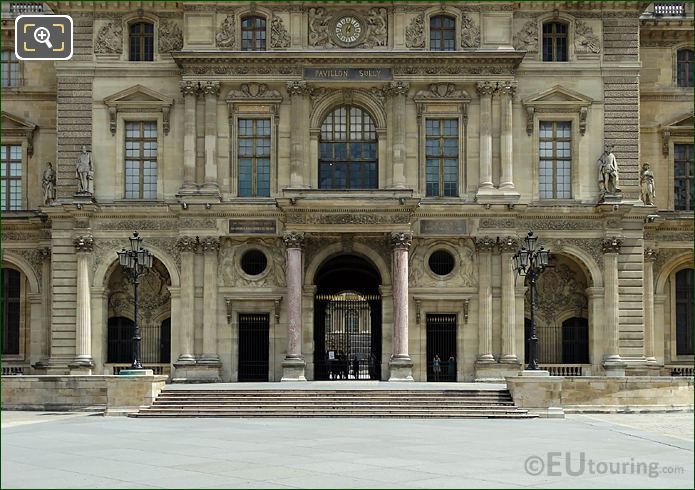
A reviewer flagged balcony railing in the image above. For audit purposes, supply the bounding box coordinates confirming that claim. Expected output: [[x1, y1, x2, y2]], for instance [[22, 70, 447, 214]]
[[1, 366, 25, 375], [653, 3, 686, 16], [539, 364, 589, 376], [9, 2, 44, 14], [666, 365, 694, 377]]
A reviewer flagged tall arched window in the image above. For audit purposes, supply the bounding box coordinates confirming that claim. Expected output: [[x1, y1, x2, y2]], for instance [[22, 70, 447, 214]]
[[677, 49, 694, 87], [542, 22, 568, 62], [129, 22, 154, 61], [319, 106, 377, 189], [676, 269, 694, 355], [1, 268, 21, 355], [241, 16, 267, 51], [430, 15, 456, 51]]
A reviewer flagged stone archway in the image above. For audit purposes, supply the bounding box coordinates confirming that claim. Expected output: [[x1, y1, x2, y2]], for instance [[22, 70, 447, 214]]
[[102, 258, 172, 370]]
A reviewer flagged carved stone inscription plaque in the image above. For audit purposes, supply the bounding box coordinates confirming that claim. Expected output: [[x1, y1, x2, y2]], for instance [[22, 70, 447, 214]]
[[303, 67, 393, 81], [229, 219, 277, 235], [419, 219, 468, 236]]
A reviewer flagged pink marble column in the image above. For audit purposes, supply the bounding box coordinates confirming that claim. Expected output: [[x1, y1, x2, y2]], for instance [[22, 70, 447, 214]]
[[389, 232, 413, 381], [282, 231, 306, 381]]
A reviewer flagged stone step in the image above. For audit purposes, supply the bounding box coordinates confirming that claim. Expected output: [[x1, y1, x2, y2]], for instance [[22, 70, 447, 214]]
[[133, 409, 533, 418], [150, 403, 517, 409], [155, 395, 513, 402]]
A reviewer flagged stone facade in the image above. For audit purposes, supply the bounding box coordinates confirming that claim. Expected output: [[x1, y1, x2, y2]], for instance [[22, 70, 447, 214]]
[[1, 2, 692, 383]]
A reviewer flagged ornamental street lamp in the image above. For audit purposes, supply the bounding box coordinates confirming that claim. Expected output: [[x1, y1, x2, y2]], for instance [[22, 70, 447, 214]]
[[512, 231, 551, 371], [116, 231, 153, 370]]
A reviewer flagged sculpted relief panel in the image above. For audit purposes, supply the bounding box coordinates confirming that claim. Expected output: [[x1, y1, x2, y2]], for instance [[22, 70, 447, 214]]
[[308, 7, 387, 48], [219, 238, 286, 288], [409, 238, 477, 288]]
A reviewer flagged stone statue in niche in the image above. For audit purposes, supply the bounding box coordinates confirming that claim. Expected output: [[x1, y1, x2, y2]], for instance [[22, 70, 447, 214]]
[[42, 161, 56, 205], [640, 162, 656, 205], [597, 144, 621, 200], [75, 145, 94, 195]]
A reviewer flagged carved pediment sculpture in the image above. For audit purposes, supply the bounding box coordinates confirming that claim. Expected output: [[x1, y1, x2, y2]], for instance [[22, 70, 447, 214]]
[[103, 85, 174, 135]]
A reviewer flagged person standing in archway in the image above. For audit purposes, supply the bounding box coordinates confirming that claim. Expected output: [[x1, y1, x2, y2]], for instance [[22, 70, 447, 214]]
[[433, 354, 441, 381]]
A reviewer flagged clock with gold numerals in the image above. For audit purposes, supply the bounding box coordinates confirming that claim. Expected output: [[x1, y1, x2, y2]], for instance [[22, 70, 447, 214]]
[[334, 15, 365, 47]]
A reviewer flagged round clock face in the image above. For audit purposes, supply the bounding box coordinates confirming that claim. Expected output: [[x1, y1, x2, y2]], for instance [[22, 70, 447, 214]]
[[335, 16, 363, 45]]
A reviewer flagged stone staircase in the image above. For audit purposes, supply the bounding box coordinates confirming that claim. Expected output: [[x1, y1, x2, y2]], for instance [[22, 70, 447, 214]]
[[130, 388, 536, 418]]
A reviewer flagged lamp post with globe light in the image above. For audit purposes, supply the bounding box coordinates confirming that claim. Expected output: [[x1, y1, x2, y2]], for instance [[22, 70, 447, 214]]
[[512, 231, 551, 371], [116, 232, 153, 370]]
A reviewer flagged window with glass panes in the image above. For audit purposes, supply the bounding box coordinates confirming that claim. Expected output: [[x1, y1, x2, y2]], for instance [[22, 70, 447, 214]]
[[238, 119, 271, 197], [241, 16, 266, 51], [125, 122, 157, 199], [677, 49, 693, 88], [319, 106, 378, 190], [542, 22, 568, 62], [674, 143, 694, 210], [1, 51, 20, 87], [425, 119, 458, 197], [430, 15, 456, 51], [1, 145, 22, 211], [675, 268, 694, 355], [539, 121, 571, 199], [129, 22, 154, 61], [1, 268, 21, 355]]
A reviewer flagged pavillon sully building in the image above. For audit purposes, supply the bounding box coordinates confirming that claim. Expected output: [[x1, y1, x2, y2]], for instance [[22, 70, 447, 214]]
[[1, 1, 693, 383]]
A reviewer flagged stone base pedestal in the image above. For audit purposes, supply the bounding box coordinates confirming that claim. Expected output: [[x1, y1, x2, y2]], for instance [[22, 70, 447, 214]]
[[69, 365, 93, 375], [603, 360, 627, 377], [388, 356, 413, 381], [281, 357, 306, 381], [598, 192, 623, 204], [520, 369, 550, 377], [172, 362, 221, 383], [474, 361, 522, 381]]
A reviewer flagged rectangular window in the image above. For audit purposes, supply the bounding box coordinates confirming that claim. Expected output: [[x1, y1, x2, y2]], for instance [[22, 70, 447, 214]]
[[674, 143, 694, 211], [677, 49, 694, 88], [1, 51, 20, 87], [425, 119, 458, 197], [238, 118, 271, 197], [539, 121, 572, 199], [1, 145, 22, 211], [124, 121, 157, 199], [542, 22, 568, 62]]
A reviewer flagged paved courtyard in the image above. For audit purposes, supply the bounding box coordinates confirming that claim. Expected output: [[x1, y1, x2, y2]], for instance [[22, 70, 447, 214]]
[[1, 411, 692, 488]]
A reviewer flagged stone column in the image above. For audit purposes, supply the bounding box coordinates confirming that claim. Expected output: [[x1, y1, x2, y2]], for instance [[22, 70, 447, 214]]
[[602, 237, 625, 376], [498, 81, 517, 191], [476, 82, 495, 192], [180, 81, 198, 191], [282, 231, 306, 381], [174, 236, 196, 367], [286, 81, 311, 188], [389, 232, 413, 381], [475, 237, 496, 363], [499, 237, 519, 362], [200, 237, 221, 365], [202, 81, 220, 194], [71, 235, 94, 373], [643, 248, 658, 365], [384, 81, 409, 189]]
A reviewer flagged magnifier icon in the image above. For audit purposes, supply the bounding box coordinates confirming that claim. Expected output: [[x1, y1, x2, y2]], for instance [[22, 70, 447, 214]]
[[33, 27, 53, 49]]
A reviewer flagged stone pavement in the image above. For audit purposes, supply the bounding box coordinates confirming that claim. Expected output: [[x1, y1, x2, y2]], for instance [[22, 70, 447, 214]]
[[1, 411, 692, 488]]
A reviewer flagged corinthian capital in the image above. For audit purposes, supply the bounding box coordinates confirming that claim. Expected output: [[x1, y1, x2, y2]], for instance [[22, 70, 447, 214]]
[[283, 231, 305, 249], [644, 248, 659, 262], [202, 81, 221, 97], [286, 80, 312, 97], [180, 80, 199, 97], [200, 236, 220, 253], [475, 81, 495, 97], [474, 236, 496, 252], [382, 81, 410, 98], [73, 235, 94, 253], [176, 235, 199, 253], [601, 237, 622, 254], [496, 81, 517, 98], [498, 236, 519, 253], [390, 232, 413, 250]]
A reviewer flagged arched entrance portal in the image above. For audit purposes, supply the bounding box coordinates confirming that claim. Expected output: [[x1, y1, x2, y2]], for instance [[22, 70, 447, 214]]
[[313, 255, 382, 380]]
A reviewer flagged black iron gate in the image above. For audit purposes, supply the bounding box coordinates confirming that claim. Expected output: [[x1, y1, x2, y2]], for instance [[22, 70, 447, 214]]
[[238, 313, 269, 382], [314, 292, 381, 380], [426, 314, 457, 382]]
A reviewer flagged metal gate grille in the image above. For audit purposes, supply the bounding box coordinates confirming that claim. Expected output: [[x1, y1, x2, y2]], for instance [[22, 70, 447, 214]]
[[314, 293, 381, 380], [426, 314, 457, 382], [238, 313, 269, 382]]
